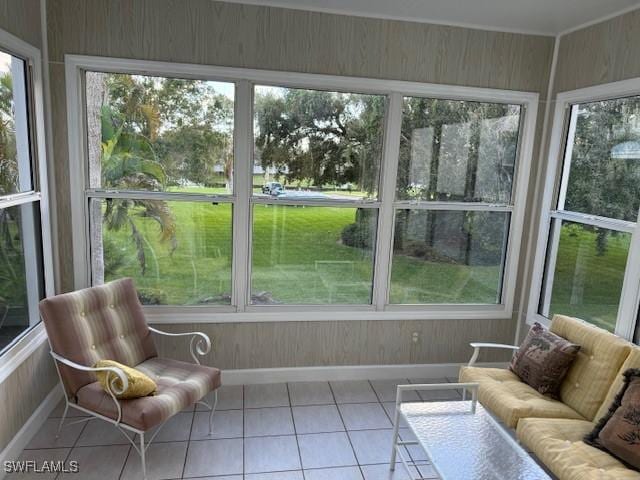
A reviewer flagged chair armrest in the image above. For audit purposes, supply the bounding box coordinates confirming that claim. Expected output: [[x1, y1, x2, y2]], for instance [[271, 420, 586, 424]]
[[468, 342, 519, 366], [50, 351, 129, 424], [50, 351, 129, 395], [148, 327, 211, 365]]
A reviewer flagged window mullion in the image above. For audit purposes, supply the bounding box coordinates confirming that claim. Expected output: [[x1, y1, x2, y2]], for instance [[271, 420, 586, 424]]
[[550, 210, 636, 233], [392, 201, 513, 212], [615, 218, 640, 340], [556, 105, 578, 210], [372, 93, 403, 310], [231, 80, 252, 311]]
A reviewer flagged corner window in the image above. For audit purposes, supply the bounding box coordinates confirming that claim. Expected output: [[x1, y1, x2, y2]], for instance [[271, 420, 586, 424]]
[[538, 95, 640, 332], [0, 47, 48, 353]]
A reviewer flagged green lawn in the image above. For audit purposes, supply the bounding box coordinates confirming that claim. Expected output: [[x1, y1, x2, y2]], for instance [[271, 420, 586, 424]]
[[548, 223, 629, 332], [102, 199, 629, 318]]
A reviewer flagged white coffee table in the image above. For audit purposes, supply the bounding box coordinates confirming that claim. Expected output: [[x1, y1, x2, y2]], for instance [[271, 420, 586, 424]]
[[389, 383, 551, 480]]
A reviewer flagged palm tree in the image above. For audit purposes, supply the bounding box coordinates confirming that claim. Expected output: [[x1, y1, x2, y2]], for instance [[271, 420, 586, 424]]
[[100, 105, 177, 276]]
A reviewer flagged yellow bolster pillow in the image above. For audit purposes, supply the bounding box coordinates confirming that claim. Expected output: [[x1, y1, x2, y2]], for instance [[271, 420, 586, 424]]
[[93, 359, 157, 399]]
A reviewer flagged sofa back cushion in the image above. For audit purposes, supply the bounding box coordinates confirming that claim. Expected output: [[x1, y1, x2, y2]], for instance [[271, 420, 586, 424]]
[[40, 278, 157, 397], [595, 347, 640, 421], [550, 315, 630, 420]]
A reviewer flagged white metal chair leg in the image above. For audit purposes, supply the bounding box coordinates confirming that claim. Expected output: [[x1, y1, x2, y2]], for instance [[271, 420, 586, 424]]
[[462, 387, 466, 401], [208, 390, 218, 435], [55, 402, 69, 438], [140, 432, 147, 480]]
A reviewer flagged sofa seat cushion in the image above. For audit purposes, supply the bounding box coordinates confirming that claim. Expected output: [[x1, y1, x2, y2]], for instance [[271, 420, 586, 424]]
[[459, 366, 584, 428], [77, 357, 221, 431], [550, 315, 630, 421], [517, 418, 640, 480]]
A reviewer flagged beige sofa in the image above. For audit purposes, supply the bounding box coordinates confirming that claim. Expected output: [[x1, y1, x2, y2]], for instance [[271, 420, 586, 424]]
[[459, 314, 640, 480]]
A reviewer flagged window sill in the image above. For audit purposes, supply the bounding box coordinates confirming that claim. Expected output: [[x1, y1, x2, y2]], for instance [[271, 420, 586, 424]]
[[144, 304, 513, 323], [0, 322, 48, 384]]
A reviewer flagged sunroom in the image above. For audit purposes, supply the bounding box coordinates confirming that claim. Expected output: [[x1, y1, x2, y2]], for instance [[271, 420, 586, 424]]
[[2, 1, 640, 479]]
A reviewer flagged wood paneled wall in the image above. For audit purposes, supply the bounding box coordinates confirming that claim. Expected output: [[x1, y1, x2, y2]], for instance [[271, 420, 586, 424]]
[[0, 0, 42, 49], [0, 341, 58, 451], [44, 0, 555, 369], [555, 9, 640, 94], [151, 319, 515, 369]]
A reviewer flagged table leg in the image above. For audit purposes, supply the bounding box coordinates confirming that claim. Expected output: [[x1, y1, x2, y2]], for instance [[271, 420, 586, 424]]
[[389, 396, 402, 470]]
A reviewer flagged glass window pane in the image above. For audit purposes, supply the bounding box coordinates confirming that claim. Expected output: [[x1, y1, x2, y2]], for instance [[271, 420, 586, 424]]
[[541, 220, 629, 332], [251, 205, 377, 304], [0, 203, 44, 353], [253, 85, 386, 200], [396, 97, 521, 203], [91, 199, 232, 305], [563, 97, 640, 222], [0, 51, 32, 196], [390, 210, 509, 304], [85, 72, 234, 194]]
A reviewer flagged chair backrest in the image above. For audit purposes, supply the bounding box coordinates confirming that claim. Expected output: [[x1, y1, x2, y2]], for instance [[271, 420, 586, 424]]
[[39, 278, 157, 398]]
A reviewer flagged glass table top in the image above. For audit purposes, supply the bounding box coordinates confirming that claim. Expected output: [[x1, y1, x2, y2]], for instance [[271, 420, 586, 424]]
[[399, 401, 551, 480]]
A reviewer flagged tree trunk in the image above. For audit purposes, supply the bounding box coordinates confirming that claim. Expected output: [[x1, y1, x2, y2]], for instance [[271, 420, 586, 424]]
[[86, 72, 107, 284]]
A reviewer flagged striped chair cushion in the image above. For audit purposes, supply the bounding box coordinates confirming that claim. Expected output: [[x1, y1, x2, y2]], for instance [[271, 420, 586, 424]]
[[76, 357, 221, 431], [40, 278, 157, 397]]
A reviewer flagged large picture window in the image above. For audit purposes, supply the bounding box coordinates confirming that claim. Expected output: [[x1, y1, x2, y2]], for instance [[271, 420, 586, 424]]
[[534, 87, 640, 336], [0, 41, 52, 354], [72, 58, 537, 319]]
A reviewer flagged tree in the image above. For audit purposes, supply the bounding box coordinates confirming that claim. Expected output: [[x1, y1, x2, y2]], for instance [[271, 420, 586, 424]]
[[254, 88, 384, 194], [563, 98, 640, 255], [0, 72, 17, 196], [100, 105, 177, 275], [104, 74, 233, 189]]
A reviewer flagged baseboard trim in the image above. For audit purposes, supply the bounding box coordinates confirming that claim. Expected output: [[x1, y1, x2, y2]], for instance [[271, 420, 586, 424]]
[[222, 362, 507, 385], [0, 384, 63, 479]]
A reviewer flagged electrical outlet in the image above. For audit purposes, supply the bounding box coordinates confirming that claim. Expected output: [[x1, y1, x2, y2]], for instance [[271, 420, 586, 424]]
[[412, 332, 420, 343]]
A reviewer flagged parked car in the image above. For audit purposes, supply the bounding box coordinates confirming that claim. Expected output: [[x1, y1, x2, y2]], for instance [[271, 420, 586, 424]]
[[262, 182, 283, 195]]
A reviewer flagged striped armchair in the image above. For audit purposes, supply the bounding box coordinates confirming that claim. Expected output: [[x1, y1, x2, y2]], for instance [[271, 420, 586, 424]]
[[39, 278, 221, 479]]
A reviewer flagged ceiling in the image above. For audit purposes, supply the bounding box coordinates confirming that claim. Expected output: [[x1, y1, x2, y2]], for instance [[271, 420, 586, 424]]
[[220, 0, 640, 36]]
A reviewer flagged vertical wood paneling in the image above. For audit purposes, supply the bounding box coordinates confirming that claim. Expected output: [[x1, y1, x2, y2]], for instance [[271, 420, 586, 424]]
[[0, 0, 42, 49], [151, 319, 514, 370], [554, 9, 640, 93], [0, 342, 58, 451], [46, 0, 553, 92]]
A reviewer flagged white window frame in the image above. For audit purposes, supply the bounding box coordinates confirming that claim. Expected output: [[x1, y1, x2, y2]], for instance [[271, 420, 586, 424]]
[[65, 55, 538, 323], [528, 77, 640, 340], [0, 27, 55, 372]]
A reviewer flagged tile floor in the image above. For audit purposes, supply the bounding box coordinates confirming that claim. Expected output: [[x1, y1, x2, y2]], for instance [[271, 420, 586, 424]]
[[12, 378, 464, 480]]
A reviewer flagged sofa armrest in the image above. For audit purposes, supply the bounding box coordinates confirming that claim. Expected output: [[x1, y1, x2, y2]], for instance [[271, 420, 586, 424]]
[[148, 327, 212, 365], [468, 342, 519, 366]]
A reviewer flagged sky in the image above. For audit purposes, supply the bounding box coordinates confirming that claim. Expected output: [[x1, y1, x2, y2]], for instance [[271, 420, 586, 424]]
[[0, 52, 11, 74]]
